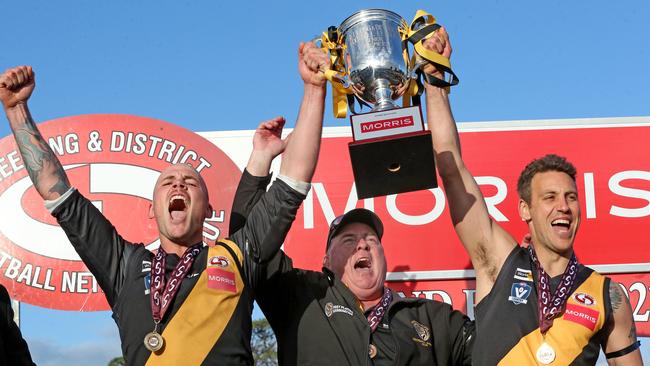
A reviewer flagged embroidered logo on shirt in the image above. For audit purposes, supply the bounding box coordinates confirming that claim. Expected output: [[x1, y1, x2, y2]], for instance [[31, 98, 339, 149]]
[[508, 282, 532, 305], [208, 255, 230, 268], [324, 302, 353, 317], [513, 267, 533, 282], [573, 292, 596, 306], [143, 273, 151, 295], [141, 260, 151, 273], [411, 320, 431, 341], [563, 303, 599, 330], [207, 268, 236, 293], [411, 320, 432, 347]]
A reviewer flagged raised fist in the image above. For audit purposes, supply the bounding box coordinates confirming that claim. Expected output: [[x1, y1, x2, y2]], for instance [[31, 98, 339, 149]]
[[0, 66, 35, 110], [298, 42, 330, 87], [421, 27, 452, 80]]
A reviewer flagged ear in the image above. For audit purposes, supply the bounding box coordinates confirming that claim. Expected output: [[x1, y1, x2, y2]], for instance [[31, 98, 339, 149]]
[[518, 199, 531, 222], [205, 203, 213, 219], [148, 202, 155, 219], [322, 254, 330, 269]]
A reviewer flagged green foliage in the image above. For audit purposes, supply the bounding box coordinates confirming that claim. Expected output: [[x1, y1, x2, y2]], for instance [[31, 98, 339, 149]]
[[252, 318, 277, 366], [107, 357, 125, 366]]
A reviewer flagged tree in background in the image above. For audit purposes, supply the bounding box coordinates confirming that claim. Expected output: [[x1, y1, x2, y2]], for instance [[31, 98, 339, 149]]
[[252, 318, 277, 366], [107, 356, 125, 366]]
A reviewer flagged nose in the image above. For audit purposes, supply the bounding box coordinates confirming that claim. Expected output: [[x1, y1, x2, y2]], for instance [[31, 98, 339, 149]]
[[356, 237, 370, 251], [172, 179, 187, 189], [556, 196, 569, 212]]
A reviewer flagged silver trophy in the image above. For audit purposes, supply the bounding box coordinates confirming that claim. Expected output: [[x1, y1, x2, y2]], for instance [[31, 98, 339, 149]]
[[338, 9, 411, 111], [322, 9, 450, 199]]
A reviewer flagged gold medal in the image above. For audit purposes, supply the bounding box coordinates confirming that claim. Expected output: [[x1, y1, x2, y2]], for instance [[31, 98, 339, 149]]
[[535, 341, 555, 364], [144, 331, 164, 352], [368, 343, 377, 359]]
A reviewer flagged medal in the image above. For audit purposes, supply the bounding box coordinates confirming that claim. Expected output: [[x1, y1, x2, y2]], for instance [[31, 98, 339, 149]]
[[368, 344, 377, 359], [147, 244, 202, 353], [527, 246, 578, 334], [536, 341, 556, 364], [144, 330, 164, 352]]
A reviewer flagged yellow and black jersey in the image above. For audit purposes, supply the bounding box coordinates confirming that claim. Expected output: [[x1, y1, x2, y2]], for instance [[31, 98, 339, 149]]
[[473, 246, 611, 366], [53, 178, 306, 366]]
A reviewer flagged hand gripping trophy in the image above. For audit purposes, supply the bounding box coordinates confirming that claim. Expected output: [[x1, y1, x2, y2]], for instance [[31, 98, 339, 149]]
[[319, 9, 459, 198]]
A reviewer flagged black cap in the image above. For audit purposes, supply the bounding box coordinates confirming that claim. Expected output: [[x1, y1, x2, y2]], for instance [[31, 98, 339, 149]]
[[325, 208, 384, 251]]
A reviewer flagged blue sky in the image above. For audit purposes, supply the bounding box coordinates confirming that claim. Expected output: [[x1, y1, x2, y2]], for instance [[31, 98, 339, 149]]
[[1, 1, 648, 364]]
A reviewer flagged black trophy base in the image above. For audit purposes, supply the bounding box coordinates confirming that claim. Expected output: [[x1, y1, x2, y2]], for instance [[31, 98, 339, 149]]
[[348, 130, 437, 199]]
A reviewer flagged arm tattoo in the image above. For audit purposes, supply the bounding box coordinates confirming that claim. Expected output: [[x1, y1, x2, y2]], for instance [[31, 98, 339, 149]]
[[609, 282, 624, 311], [629, 321, 637, 340], [12, 115, 70, 197]]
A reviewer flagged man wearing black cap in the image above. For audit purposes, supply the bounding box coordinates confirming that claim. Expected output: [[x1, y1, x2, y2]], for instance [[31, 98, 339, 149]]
[[230, 182, 474, 365]]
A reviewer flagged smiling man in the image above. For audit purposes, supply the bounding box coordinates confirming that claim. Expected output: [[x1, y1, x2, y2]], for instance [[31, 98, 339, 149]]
[[0, 41, 324, 366], [425, 28, 642, 365]]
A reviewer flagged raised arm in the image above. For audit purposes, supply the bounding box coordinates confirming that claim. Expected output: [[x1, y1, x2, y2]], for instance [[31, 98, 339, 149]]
[[278, 41, 327, 182], [230, 117, 287, 234], [0, 66, 70, 200], [1, 66, 131, 306], [423, 29, 516, 301], [605, 282, 643, 365]]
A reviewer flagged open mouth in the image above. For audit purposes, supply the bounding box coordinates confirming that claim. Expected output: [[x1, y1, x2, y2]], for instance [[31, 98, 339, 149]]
[[551, 218, 572, 237], [354, 257, 372, 270], [168, 195, 188, 221]]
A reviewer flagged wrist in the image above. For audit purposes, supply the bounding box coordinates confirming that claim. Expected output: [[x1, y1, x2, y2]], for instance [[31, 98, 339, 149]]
[[4, 102, 30, 123], [245, 149, 274, 177], [303, 82, 327, 96]]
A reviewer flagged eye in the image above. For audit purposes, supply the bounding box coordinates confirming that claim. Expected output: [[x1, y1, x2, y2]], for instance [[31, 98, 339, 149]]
[[567, 193, 578, 201]]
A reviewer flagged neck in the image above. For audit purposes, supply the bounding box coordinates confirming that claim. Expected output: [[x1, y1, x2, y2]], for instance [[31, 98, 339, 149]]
[[533, 244, 573, 277], [159, 239, 197, 257], [360, 297, 382, 312]]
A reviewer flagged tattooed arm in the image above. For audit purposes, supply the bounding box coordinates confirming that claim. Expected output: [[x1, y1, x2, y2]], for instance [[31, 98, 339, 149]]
[[0, 66, 70, 200], [604, 281, 643, 365]]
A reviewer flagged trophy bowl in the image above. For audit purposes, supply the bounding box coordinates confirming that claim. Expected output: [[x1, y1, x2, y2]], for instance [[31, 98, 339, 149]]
[[339, 9, 410, 111]]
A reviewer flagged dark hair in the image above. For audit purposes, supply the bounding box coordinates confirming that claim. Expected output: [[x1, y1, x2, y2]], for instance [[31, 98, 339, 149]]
[[517, 154, 577, 204]]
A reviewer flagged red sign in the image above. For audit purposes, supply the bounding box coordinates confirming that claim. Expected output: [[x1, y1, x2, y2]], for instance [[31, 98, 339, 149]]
[[360, 116, 414, 133], [564, 303, 599, 330], [279, 121, 650, 335], [0, 115, 241, 310]]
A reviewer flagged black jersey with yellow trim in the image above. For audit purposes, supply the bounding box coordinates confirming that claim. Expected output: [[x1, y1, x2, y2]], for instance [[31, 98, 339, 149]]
[[52, 178, 306, 365], [472, 246, 612, 366]]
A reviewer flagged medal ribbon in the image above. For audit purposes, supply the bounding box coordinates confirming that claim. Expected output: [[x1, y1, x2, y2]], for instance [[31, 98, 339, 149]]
[[366, 288, 393, 333], [150, 244, 202, 324], [527, 246, 578, 334]]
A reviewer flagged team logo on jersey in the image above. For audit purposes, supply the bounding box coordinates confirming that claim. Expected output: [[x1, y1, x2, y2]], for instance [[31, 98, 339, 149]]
[[144, 273, 151, 295], [323, 302, 353, 317], [573, 292, 596, 306], [513, 267, 534, 282], [508, 282, 532, 305], [324, 302, 334, 317], [0, 115, 241, 310], [141, 260, 151, 273], [411, 321, 431, 342], [209, 255, 230, 268]]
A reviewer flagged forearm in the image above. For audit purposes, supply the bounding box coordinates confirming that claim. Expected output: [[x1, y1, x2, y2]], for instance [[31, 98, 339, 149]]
[[5, 103, 70, 200], [245, 149, 274, 177], [229, 168, 272, 235], [425, 84, 463, 177], [279, 84, 325, 182]]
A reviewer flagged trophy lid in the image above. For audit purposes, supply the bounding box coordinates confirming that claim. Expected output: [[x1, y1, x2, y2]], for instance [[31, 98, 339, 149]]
[[339, 9, 406, 36]]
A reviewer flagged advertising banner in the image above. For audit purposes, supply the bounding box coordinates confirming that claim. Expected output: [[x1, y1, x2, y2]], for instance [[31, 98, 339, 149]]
[[1, 115, 648, 334]]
